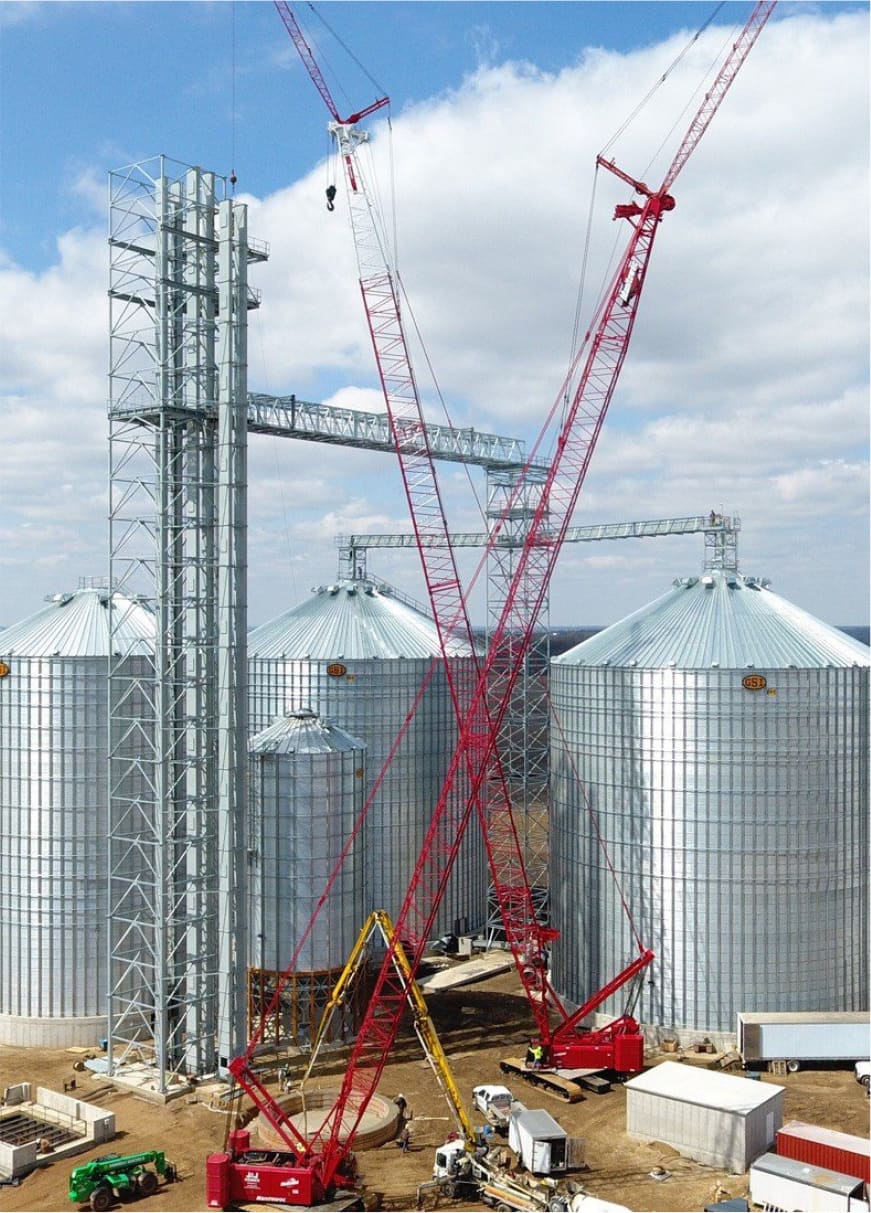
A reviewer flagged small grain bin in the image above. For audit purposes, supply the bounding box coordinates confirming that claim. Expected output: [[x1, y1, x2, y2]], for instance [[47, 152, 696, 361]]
[[0, 586, 154, 1046], [550, 568, 869, 1036], [625, 1061, 783, 1172], [249, 577, 485, 938], [248, 709, 366, 1044]]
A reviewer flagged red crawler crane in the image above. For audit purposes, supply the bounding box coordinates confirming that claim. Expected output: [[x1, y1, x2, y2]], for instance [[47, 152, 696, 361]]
[[206, 3, 775, 1207]]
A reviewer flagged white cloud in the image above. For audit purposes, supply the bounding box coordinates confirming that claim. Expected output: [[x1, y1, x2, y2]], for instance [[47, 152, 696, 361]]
[[1, 7, 868, 630]]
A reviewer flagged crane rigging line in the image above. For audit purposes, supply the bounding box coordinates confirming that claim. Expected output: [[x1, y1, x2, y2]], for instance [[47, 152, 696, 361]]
[[396, 273, 490, 531], [599, 1, 727, 159], [306, 2, 390, 109], [565, 1, 736, 433], [230, 0, 237, 191], [639, 18, 745, 186]]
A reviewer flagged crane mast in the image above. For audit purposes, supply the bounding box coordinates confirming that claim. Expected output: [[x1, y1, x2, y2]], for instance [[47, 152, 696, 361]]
[[225, 0, 776, 1199]]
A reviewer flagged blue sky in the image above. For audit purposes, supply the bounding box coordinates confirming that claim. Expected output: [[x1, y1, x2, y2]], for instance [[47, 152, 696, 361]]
[[1, 1, 869, 629], [2, 1, 862, 264]]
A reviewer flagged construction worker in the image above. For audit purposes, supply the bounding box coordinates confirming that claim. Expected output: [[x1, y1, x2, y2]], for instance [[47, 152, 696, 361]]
[[398, 1124, 411, 1152], [531, 1043, 544, 1069]]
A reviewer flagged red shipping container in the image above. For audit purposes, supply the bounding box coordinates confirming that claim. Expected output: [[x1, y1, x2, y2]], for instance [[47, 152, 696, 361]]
[[777, 1120, 871, 1184]]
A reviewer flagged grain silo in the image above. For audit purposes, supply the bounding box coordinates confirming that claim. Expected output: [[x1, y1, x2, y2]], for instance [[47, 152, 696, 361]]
[[249, 577, 485, 938], [549, 568, 869, 1039], [0, 586, 154, 1046], [247, 709, 366, 1044]]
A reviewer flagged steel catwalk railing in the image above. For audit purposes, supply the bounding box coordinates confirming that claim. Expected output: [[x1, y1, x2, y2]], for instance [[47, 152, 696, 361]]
[[337, 513, 741, 560]]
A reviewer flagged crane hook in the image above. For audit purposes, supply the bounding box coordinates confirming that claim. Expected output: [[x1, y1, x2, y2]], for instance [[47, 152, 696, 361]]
[[326, 184, 337, 212]]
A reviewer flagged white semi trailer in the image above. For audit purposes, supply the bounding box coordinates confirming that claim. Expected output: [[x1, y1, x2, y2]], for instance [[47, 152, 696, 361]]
[[737, 1012, 870, 1072], [750, 1152, 869, 1212]]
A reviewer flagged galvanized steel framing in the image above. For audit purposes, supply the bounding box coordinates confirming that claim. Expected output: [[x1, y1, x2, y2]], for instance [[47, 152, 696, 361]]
[[107, 156, 266, 1087]]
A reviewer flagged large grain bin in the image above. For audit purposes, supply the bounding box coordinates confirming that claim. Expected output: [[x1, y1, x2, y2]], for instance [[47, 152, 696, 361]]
[[0, 587, 154, 1046], [625, 1061, 783, 1172], [247, 709, 366, 1044], [549, 569, 869, 1037], [249, 578, 485, 938]]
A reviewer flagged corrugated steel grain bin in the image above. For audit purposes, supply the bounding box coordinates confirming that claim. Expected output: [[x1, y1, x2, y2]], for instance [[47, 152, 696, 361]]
[[247, 709, 366, 1044], [777, 1121, 871, 1184], [625, 1061, 784, 1173], [0, 587, 154, 1047], [750, 1152, 867, 1212], [550, 570, 870, 1035], [249, 578, 486, 937]]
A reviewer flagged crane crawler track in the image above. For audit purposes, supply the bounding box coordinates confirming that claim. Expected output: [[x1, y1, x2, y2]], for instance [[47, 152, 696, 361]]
[[499, 1059, 584, 1103]]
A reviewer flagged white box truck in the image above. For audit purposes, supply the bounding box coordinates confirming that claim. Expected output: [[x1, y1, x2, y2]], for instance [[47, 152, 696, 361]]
[[507, 1107, 584, 1175], [750, 1152, 869, 1212], [737, 1011, 870, 1072]]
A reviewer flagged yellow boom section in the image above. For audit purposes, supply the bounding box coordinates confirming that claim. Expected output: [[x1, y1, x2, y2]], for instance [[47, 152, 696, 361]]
[[303, 909, 478, 1148]]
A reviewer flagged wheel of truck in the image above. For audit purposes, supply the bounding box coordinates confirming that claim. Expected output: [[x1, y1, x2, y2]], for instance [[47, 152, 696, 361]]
[[89, 1185, 113, 1212], [137, 1171, 159, 1197], [786, 1059, 801, 1073], [861, 1075, 870, 1090]]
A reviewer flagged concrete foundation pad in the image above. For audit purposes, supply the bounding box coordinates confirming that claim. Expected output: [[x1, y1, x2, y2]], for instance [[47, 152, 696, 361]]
[[101, 1062, 193, 1104], [417, 951, 515, 992], [0, 1084, 116, 1180]]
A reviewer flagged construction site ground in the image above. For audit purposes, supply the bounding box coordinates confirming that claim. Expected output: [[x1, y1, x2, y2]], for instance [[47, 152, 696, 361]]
[[2, 968, 868, 1213]]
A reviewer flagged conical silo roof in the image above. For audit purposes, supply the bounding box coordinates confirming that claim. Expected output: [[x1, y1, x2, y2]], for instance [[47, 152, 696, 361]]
[[0, 586, 155, 657], [555, 570, 870, 670], [250, 578, 472, 659], [249, 707, 365, 755]]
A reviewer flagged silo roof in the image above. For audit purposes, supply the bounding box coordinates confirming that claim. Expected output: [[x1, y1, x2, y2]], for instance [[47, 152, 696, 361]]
[[554, 571, 870, 670], [249, 578, 473, 660], [249, 708, 365, 754], [0, 587, 155, 657]]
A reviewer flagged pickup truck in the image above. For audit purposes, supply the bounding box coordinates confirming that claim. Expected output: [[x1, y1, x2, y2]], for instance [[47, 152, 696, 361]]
[[472, 1084, 518, 1134], [854, 1061, 870, 1091]]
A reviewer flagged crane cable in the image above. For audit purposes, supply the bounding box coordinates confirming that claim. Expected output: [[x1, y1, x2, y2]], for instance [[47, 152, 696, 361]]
[[308, 1, 492, 535], [307, 1, 389, 102], [230, 0, 238, 191], [599, 1, 727, 160], [562, 2, 731, 438]]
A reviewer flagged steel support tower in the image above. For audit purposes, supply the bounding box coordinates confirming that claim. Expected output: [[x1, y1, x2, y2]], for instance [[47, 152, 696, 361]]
[[107, 156, 267, 1088]]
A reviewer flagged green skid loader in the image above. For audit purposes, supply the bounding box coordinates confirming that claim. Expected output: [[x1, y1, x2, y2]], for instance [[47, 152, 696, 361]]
[[68, 1150, 176, 1210]]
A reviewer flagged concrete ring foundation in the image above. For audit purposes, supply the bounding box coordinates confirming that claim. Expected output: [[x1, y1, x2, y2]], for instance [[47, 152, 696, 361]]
[[254, 1089, 400, 1152]]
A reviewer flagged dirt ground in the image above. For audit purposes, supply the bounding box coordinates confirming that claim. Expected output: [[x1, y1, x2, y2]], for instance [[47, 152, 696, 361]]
[[2, 969, 868, 1213]]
